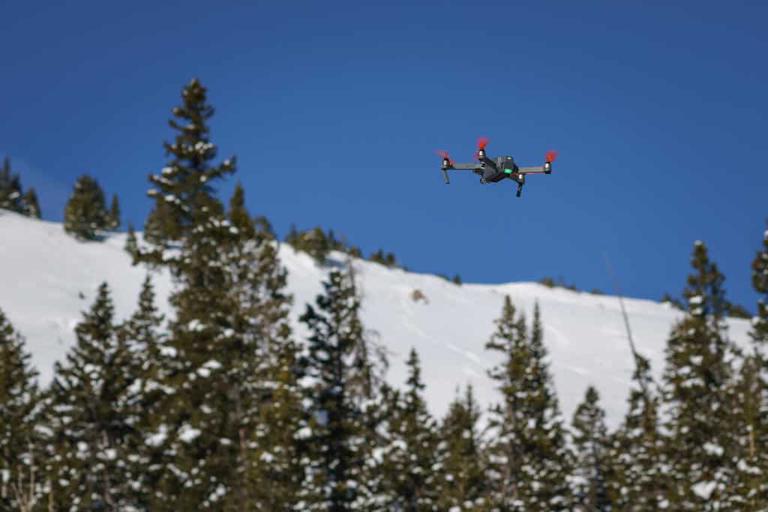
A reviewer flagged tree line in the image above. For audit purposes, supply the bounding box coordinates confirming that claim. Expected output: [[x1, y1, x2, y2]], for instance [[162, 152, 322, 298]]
[[1, 79, 767, 511]]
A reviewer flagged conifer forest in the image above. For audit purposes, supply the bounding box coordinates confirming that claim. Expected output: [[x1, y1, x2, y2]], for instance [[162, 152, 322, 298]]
[[1, 79, 767, 512]]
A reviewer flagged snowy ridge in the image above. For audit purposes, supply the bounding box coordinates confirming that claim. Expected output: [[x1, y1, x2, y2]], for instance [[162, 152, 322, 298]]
[[0, 210, 752, 427]]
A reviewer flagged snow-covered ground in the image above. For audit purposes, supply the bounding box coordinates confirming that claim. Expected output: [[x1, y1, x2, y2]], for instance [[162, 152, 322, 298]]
[[0, 210, 752, 428]]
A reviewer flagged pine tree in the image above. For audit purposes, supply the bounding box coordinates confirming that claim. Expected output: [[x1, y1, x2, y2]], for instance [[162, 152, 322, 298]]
[[144, 78, 235, 253], [21, 188, 40, 219], [63, 174, 110, 240], [571, 386, 613, 512], [245, 337, 306, 511], [379, 349, 440, 511], [0, 157, 24, 214], [436, 385, 485, 511], [606, 355, 666, 510], [43, 283, 139, 510], [298, 268, 381, 511], [228, 182, 255, 240], [116, 276, 169, 507], [124, 223, 139, 259], [661, 241, 736, 509], [484, 298, 572, 510], [107, 194, 121, 230], [0, 309, 42, 510], [729, 225, 768, 508], [0, 157, 40, 219]]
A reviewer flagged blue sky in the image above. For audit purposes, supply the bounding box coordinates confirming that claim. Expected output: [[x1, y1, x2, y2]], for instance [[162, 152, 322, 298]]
[[1, 1, 766, 309]]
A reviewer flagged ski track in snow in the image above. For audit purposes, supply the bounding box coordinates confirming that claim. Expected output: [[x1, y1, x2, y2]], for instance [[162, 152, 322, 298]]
[[0, 210, 753, 428]]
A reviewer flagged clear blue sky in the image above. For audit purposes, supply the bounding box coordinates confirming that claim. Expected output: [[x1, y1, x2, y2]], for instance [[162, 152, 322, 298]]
[[1, 1, 766, 309]]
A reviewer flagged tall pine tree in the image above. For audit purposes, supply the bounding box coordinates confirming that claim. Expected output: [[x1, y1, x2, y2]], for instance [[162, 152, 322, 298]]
[[43, 283, 139, 510], [661, 241, 736, 509], [298, 268, 381, 511], [436, 385, 485, 511], [606, 355, 666, 510], [571, 386, 613, 512], [379, 349, 440, 511], [0, 309, 42, 510], [144, 78, 235, 254], [729, 225, 768, 508], [484, 298, 572, 511]]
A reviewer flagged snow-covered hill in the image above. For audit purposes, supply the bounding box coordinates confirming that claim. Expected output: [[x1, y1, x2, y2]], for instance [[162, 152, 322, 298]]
[[0, 210, 752, 427]]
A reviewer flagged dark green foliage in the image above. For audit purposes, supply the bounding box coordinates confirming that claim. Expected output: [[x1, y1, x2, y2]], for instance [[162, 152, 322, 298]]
[[124, 223, 139, 259], [228, 182, 255, 240], [107, 194, 120, 230], [606, 355, 666, 510], [369, 249, 398, 268], [0, 309, 41, 510], [728, 226, 768, 507], [436, 386, 485, 510], [451, 274, 463, 286], [379, 349, 440, 511], [539, 276, 578, 292], [286, 226, 333, 263], [21, 188, 41, 219], [298, 268, 380, 510], [0, 157, 41, 218], [63, 174, 112, 239], [144, 78, 236, 252], [285, 225, 364, 264], [571, 386, 613, 512], [484, 299, 572, 510], [116, 276, 168, 507], [44, 283, 140, 510], [661, 241, 736, 509]]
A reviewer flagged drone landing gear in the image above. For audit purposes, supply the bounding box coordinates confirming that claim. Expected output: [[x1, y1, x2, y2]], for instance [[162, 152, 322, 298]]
[[516, 182, 524, 197]]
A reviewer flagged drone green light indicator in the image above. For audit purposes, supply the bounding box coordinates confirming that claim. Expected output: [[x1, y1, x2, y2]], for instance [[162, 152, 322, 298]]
[[504, 168, 514, 175]]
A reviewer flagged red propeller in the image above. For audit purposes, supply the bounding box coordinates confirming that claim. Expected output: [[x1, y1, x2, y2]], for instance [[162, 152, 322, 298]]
[[475, 137, 490, 159], [436, 150, 454, 166], [545, 150, 559, 163]]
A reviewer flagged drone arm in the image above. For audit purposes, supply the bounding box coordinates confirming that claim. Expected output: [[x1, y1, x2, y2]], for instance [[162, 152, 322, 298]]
[[450, 162, 483, 170], [518, 163, 552, 175]]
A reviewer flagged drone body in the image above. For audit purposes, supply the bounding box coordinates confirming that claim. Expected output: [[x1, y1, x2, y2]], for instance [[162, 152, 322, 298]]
[[438, 138, 557, 197]]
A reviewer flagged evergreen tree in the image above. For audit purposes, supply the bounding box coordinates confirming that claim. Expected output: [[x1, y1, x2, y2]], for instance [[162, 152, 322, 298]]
[[228, 182, 255, 240], [117, 276, 169, 508], [21, 188, 41, 219], [661, 241, 736, 509], [0, 309, 42, 510], [298, 268, 381, 511], [606, 355, 666, 510], [571, 386, 613, 512], [484, 298, 572, 510], [379, 349, 440, 511], [63, 174, 110, 240], [436, 385, 485, 511], [43, 283, 139, 510], [729, 225, 768, 508], [0, 157, 24, 214], [124, 223, 139, 260], [0, 157, 40, 219], [144, 78, 235, 253], [107, 194, 121, 230]]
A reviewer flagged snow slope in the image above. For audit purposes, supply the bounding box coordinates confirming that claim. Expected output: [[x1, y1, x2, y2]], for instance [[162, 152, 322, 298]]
[[0, 210, 753, 427]]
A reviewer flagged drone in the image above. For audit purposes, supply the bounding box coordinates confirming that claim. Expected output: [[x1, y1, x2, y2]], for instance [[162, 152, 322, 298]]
[[437, 138, 558, 197]]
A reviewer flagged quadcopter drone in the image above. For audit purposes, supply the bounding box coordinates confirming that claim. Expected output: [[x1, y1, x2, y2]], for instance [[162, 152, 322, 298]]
[[437, 138, 558, 197]]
